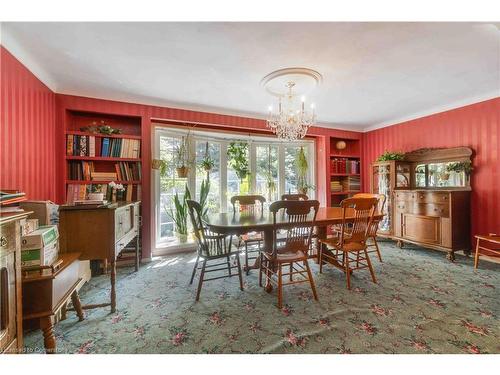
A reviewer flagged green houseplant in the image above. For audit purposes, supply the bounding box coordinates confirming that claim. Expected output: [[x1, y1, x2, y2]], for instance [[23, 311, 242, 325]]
[[227, 141, 250, 182], [296, 147, 315, 195], [174, 132, 194, 178], [446, 161, 473, 175], [199, 142, 215, 173], [377, 151, 405, 162], [167, 185, 191, 241], [198, 178, 211, 219]]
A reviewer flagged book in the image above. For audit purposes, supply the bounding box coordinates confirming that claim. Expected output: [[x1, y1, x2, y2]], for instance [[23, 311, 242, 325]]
[[89, 136, 96, 157], [101, 138, 110, 157], [126, 184, 133, 201], [66, 135, 74, 155]]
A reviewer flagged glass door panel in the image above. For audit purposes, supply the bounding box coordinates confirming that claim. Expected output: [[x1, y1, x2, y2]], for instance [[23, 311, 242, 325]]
[[195, 141, 221, 213], [158, 135, 188, 240], [373, 164, 391, 232], [396, 162, 411, 188], [255, 145, 279, 203]]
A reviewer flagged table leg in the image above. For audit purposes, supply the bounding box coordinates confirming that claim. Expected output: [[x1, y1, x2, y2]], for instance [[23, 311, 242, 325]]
[[110, 259, 116, 313], [243, 228, 273, 272], [40, 315, 56, 354], [71, 290, 85, 321], [135, 235, 140, 272]]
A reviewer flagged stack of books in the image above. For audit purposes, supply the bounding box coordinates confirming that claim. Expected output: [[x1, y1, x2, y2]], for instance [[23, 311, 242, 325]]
[[341, 176, 361, 192], [330, 180, 342, 192], [0, 190, 27, 214], [331, 158, 360, 174], [91, 171, 118, 182], [67, 161, 95, 180]]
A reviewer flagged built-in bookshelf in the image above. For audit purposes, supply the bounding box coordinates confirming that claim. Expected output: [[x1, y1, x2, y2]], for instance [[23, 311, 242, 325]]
[[328, 137, 362, 207], [63, 110, 142, 203]]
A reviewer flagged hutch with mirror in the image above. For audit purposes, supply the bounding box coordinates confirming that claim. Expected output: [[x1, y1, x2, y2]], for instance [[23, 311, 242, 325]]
[[371, 147, 472, 260]]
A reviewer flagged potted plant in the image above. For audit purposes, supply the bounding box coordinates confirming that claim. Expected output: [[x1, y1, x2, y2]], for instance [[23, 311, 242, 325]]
[[199, 142, 215, 173], [88, 184, 104, 201], [295, 147, 315, 195], [227, 141, 250, 182], [174, 132, 194, 178], [198, 178, 211, 219], [167, 185, 191, 242], [376, 151, 405, 161], [446, 161, 473, 185]]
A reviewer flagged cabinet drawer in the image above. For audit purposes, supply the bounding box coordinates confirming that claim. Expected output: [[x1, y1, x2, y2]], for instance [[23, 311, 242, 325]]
[[115, 206, 133, 241], [394, 191, 415, 202], [413, 203, 449, 218], [415, 192, 450, 204]]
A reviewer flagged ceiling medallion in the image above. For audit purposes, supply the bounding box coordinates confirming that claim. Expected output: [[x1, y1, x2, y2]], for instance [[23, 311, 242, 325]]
[[261, 68, 322, 141]]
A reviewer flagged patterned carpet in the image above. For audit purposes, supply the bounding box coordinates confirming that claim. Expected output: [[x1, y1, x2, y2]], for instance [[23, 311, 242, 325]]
[[24, 241, 499, 354]]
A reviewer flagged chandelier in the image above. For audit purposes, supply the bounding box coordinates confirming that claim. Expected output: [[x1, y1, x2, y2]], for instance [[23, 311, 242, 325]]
[[262, 68, 321, 141]]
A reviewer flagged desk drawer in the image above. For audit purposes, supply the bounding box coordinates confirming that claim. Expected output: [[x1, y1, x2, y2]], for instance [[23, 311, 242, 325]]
[[115, 205, 134, 241]]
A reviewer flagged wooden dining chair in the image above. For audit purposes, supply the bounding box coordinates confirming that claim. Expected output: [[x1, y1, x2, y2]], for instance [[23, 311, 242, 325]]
[[231, 195, 266, 274], [474, 234, 500, 269], [281, 193, 309, 201], [187, 200, 243, 301], [318, 197, 378, 290], [259, 199, 320, 309], [352, 193, 386, 262]]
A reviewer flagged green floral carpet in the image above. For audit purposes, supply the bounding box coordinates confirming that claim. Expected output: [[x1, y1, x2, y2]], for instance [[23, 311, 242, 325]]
[[24, 241, 499, 354]]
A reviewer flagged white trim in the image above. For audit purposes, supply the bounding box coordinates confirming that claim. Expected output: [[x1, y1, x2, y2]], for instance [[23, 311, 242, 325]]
[[363, 92, 499, 132]]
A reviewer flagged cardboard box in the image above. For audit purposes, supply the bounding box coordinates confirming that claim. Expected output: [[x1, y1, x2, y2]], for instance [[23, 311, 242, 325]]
[[21, 218, 39, 236], [21, 225, 59, 251], [21, 240, 59, 267], [19, 200, 59, 225]]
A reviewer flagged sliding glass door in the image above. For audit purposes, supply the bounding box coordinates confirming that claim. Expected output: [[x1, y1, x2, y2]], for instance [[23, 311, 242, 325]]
[[154, 127, 315, 250]]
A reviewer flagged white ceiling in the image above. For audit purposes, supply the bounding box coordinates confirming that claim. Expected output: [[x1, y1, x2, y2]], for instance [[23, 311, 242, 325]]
[[1, 22, 498, 131]]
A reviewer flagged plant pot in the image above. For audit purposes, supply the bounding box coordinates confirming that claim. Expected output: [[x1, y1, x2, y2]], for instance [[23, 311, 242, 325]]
[[88, 193, 104, 201], [298, 187, 308, 195], [174, 232, 189, 243], [440, 172, 450, 181], [176, 166, 189, 178], [203, 166, 212, 172]]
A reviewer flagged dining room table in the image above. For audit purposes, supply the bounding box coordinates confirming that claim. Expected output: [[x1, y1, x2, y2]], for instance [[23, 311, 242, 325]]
[[204, 206, 384, 273]]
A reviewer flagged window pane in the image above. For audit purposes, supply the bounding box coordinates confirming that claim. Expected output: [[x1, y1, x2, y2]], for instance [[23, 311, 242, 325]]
[[284, 146, 308, 194], [195, 141, 221, 213], [255, 145, 279, 202], [159, 135, 188, 239], [227, 142, 250, 210]]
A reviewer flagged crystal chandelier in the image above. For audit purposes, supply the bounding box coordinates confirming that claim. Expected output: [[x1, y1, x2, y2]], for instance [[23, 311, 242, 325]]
[[266, 81, 316, 141]]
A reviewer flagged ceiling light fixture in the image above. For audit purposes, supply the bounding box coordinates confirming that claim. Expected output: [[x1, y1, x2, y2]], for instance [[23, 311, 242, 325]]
[[261, 67, 321, 141]]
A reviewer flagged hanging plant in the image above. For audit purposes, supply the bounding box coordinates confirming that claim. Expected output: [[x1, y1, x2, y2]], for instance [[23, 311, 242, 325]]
[[174, 130, 195, 178], [227, 141, 250, 182], [296, 147, 315, 194], [199, 142, 215, 172], [377, 151, 405, 161]]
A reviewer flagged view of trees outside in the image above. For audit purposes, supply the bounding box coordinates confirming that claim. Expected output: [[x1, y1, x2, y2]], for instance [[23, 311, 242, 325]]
[[195, 141, 221, 213], [255, 145, 279, 202]]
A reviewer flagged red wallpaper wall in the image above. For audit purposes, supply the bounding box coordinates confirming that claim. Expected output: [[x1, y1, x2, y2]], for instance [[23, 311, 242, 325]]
[[0, 46, 57, 200], [362, 98, 500, 243]]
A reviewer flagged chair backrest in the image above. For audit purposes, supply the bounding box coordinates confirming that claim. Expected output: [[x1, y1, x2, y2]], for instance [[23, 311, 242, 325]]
[[281, 193, 309, 201], [352, 193, 386, 236], [268, 200, 320, 257], [230, 195, 266, 215], [338, 197, 378, 245], [186, 199, 231, 257]]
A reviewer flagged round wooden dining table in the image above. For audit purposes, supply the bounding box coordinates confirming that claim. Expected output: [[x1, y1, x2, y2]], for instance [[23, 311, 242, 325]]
[[204, 206, 384, 271]]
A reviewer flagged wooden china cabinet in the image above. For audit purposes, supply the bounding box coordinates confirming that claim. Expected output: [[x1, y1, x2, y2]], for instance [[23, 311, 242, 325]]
[[371, 147, 472, 261]]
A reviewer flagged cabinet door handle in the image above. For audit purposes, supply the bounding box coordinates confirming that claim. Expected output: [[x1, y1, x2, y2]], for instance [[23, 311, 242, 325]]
[[0, 236, 7, 248], [0, 267, 9, 330]]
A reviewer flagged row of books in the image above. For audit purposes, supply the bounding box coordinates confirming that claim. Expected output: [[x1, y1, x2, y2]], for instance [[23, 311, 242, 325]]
[[67, 161, 142, 181], [67, 135, 96, 157], [66, 184, 141, 203], [331, 158, 360, 174], [330, 176, 361, 192], [66, 135, 141, 158]]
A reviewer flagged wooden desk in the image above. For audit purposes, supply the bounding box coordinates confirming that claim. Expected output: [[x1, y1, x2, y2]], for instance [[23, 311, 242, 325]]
[[1, 212, 30, 354], [205, 207, 384, 271], [22, 252, 84, 354], [58, 201, 141, 313]]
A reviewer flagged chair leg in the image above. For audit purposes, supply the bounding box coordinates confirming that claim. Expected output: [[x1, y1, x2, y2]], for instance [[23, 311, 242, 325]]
[[289, 263, 293, 282], [277, 264, 283, 309], [373, 236, 383, 262], [344, 252, 351, 290], [195, 260, 207, 301], [189, 255, 200, 285], [304, 260, 318, 301], [474, 239, 481, 269], [259, 253, 263, 287], [364, 249, 377, 283], [244, 242, 249, 275], [227, 255, 232, 276], [318, 244, 323, 273], [236, 251, 244, 291]]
